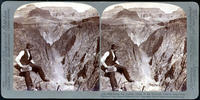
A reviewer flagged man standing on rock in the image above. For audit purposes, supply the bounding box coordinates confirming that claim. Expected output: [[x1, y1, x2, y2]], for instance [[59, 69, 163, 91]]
[[14, 43, 49, 90], [101, 44, 134, 91]]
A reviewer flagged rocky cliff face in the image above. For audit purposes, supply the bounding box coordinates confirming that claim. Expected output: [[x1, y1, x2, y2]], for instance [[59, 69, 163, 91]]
[[14, 6, 99, 91], [101, 7, 186, 91]]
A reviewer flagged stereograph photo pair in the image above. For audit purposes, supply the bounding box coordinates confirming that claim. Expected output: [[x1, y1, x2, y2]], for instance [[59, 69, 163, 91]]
[[12, 2, 188, 92], [1, 1, 199, 99], [11, 2, 190, 92]]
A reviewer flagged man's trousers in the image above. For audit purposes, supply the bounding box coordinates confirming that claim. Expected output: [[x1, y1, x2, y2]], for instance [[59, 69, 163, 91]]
[[14, 63, 46, 90], [101, 63, 132, 91]]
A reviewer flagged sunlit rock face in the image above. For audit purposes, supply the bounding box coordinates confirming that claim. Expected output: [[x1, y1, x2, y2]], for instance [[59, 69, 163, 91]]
[[14, 5, 100, 91], [101, 6, 186, 91]]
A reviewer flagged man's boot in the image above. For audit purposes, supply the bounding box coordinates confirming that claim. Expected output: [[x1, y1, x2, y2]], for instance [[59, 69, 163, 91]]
[[114, 87, 123, 91], [43, 78, 50, 82], [27, 86, 34, 91], [127, 79, 135, 82]]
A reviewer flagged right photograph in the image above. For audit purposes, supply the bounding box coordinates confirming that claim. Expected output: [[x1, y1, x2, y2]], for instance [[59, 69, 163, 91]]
[[100, 3, 187, 91]]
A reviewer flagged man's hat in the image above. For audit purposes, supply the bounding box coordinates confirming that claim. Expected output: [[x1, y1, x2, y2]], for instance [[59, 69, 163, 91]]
[[26, 43, 33, 48], [111, 44, 118, 49]]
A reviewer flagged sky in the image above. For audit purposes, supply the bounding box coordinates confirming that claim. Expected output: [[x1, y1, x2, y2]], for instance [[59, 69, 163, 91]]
[[17, 2, 93, 12], [104, 2, 181, 13]]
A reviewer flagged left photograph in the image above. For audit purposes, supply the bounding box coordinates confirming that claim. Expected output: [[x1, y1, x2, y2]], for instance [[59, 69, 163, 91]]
[[13, 2, 100, 91]]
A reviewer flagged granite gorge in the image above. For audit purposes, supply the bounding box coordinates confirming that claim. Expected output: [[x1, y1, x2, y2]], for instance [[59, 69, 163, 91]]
[[101, 44, 134, 91], [14, 43, 50, 90]]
